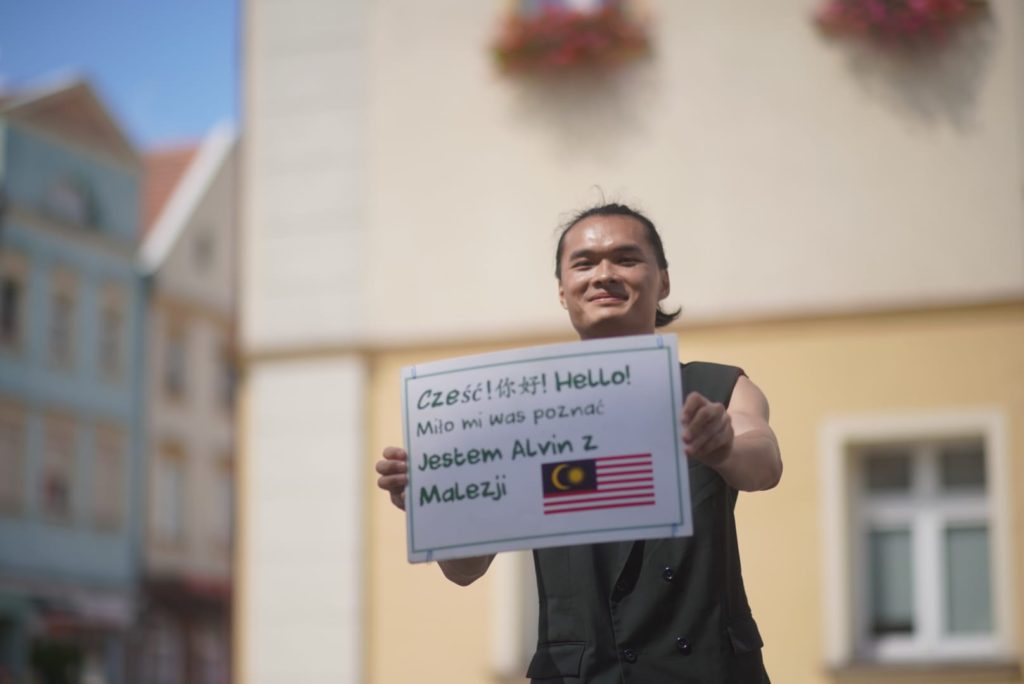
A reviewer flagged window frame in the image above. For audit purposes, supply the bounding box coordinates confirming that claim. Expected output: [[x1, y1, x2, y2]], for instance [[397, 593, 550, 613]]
[[820, 410, 1016, 668]]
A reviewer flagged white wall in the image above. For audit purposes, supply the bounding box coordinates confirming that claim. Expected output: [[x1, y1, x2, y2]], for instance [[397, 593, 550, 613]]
[[146, 306, 234, 579], [241, 357, 366, 684], [359, 0, 1024, 344], [241, 2, 370, 681], [145, 134, 238, 580], [242, 0, 368, 352], [158, 144, 238, 317]]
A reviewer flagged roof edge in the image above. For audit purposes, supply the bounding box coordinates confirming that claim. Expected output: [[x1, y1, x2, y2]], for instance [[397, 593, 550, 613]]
[[138, 122, 237, 273]]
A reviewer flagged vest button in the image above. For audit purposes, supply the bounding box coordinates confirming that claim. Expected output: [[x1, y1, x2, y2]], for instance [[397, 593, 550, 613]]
[[676, 637, 692, 655], [621, 648, 637, 663], [614, 580, 629, 593], [661, 566, 675, 582]]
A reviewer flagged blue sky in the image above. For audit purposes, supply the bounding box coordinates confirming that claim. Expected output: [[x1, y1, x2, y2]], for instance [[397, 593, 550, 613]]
[[0, 1, 238, 148]]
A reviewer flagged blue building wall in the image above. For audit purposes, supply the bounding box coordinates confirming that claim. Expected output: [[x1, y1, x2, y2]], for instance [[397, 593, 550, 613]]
[[0, 121, 145, 591], [4, 123, 140, 241]]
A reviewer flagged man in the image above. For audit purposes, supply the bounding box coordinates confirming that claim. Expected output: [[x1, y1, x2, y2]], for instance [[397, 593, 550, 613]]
[[376, 203, 782, 682]]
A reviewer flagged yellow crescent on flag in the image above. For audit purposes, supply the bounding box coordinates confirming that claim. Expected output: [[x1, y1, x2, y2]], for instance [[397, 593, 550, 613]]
[[551, 463, 570, 490]]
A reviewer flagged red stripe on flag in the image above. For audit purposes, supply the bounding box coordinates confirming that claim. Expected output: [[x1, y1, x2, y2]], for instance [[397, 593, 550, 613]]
[[544, 500, 657, 515], [544, 492, 656, 508], [543, 485, 653, 499]]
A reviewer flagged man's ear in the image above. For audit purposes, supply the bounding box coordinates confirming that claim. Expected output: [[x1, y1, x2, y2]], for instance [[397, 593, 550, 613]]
[[659, 270, 670, 300], [558, 282, 568, 309]]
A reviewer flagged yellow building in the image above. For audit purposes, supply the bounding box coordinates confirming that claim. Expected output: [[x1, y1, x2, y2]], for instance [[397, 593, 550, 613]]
[[238, 1, 1024, 682]]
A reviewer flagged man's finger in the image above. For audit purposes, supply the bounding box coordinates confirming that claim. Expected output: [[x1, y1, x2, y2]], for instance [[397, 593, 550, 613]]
[[686, 412, 731, 455], [382, 446, 407, 461], [375, 458, 407, 475], [377, 473, 407, 492], [681, 392, 707, 422], [683, 402, 722, 442]]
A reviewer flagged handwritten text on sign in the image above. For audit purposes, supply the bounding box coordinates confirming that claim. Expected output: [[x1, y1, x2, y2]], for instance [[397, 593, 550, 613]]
[[401, 334, 691, 563]]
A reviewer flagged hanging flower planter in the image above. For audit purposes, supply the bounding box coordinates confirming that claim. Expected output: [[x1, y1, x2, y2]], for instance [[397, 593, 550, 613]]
[[492, 0, 651, 73], [815, 0, 987, 43]]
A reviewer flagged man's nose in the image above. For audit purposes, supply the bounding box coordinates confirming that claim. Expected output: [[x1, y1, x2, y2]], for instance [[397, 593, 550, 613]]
[[592, 259, 617, 283]]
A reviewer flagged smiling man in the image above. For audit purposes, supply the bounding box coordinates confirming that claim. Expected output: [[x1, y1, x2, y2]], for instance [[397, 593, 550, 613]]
[[376, 203, 782, 683]]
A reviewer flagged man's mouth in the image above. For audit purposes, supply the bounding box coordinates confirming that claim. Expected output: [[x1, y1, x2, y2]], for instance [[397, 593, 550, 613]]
[[589, 292, 626, 303]]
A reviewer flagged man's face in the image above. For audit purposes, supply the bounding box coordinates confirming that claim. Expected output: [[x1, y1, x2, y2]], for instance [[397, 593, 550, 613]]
[[557, 214, 670, 340]]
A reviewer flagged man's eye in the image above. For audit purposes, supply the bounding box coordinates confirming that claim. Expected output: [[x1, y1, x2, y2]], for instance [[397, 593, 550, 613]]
[[572, 260, 593, 269]]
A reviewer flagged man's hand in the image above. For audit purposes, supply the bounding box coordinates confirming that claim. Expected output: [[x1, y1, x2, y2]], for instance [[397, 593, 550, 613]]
[[680, 377, 782, 492], [375, 446, 409, 511], [374, 445, 495, 586], [681, 392, 734, 468]]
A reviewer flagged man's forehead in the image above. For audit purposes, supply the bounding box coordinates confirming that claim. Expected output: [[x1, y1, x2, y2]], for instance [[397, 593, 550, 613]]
[[562, 215, 654, 253]]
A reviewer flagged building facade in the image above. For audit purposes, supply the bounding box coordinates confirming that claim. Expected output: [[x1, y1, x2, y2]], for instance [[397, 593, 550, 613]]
[[0, 79, 145, 684], [137, 126, 238, 684], [240, 1, 1024, 682]]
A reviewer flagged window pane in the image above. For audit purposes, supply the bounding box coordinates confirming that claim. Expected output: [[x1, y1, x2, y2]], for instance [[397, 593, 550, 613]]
[[94, 427, 124, 530], [0, 278, 20, 344], [940, 440, 985, 491], [42, 416, 75, 521], [164, 329, 186, 399], [870, 528, 914, 635], [945, 526, 992, 634], [100, 306, 123, 379], [50, 292, 74, 367], [155, 449, 186, 543], [864, 449, 912, 493]]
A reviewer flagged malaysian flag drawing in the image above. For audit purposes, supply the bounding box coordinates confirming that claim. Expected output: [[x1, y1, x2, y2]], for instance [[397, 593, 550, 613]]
[[541, 454, 655, 515]]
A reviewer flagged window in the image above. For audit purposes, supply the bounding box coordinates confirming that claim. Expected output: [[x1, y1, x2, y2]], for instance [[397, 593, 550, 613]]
[[44, 174, 100, 228], [144, 618, 184, 684], [42, 414, 76, 522], [0, 400, 27, 515], [193, 623, 229, 684], [93, 424, 124, 530], [821, 411, 1014, 668], [0, 251, 28, 353], [217, 342, 236, 411], [854, 439, 992, 659], [49, 269, 77, 369], [154, 443, 187, 545], [193, 229, 214, 273], [164, 323, 187, 400], [98, 285, 126, 382]]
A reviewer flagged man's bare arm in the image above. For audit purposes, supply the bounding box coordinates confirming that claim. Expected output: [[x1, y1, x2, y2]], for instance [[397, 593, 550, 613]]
[[375, 446, 495, 586], [681, 376, 782, 492]]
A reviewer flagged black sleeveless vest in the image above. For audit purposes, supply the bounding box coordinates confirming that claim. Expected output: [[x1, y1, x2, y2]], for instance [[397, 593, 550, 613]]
[[527, 362, 770, 683]]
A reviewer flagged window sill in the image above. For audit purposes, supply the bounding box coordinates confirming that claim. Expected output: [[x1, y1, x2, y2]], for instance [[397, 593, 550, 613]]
[[830, 660, 1021, 682]]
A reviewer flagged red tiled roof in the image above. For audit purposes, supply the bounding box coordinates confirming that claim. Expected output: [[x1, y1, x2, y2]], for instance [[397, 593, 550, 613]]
[[141, 145, 199, 236], [1, 80, 139, 164]]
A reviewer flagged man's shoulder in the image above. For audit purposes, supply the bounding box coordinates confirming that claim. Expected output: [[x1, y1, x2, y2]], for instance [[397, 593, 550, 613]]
[[680, 361, 746, 405]]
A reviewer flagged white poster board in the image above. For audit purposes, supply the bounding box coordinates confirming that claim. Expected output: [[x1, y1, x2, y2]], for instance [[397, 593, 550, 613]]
[[401, 334, 690, 563]]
